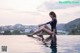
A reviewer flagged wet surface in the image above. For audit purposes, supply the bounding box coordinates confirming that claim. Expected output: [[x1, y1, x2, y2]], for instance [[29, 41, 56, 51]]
[[0, 35, 80, 53]]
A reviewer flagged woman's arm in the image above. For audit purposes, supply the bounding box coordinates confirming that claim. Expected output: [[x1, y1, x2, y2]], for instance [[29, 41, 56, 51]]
[[46, 21, 51, 24], [38, 21, 51, 27]]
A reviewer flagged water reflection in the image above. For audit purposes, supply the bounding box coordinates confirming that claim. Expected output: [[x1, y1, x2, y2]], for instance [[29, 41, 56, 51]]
[[0, 35, 80, 53], [50, 34, 57, 53], [50, 39, 57, 53], [51, 46, 57, 53]]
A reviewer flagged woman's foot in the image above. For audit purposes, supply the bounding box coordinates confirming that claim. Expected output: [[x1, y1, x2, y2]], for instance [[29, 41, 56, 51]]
[[27, 34, 33, 37], [27, 34, 42, 41]]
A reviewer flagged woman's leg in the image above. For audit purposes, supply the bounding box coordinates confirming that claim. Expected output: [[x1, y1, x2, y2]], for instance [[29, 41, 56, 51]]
[[37, 25, 51, 41], [37, 35, 44, 41], [30, 28, 43, 35], [45, 35, 52, 42], [31, 25, 53, 35], [43, 25, 52, 41]]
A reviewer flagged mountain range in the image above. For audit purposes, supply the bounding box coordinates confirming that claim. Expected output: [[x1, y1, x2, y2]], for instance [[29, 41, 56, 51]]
[[0, 18, 80, 35]]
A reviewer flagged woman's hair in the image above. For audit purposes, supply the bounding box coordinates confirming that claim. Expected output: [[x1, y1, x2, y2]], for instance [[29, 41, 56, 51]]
[[49, 11, 56, 18]]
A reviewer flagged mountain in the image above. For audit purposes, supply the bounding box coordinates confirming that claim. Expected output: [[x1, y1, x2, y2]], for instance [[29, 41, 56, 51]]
[[1, 18, 80, 35], [64, 18, 80, 31], [0, 23, 66, 35], [56, 24, 65, 30], [64, 18, 80, 35], [68, 25, 80, 35]]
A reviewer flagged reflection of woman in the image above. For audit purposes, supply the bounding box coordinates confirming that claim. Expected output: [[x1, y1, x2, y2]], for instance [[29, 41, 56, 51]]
[[51, 46, 57, 53], [28, 11, 57, 46]]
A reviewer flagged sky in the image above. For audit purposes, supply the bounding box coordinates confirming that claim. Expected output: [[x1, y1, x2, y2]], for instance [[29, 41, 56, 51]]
[[0, 0, 80, 26]]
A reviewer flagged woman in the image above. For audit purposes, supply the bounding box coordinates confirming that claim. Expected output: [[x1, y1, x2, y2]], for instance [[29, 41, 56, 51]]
[[28, 11, 57, 46]]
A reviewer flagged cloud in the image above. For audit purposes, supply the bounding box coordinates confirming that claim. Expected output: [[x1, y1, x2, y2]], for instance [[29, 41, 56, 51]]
[[0, 0, 48, 12], [0, 8, 50, 26], [37, 0, 80, 24], [37, 0, 80, 11], [0, 0, 80, 25]]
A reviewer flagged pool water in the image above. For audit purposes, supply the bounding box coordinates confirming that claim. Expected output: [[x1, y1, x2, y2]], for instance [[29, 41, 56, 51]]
[[0, 35, 80, 53]]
